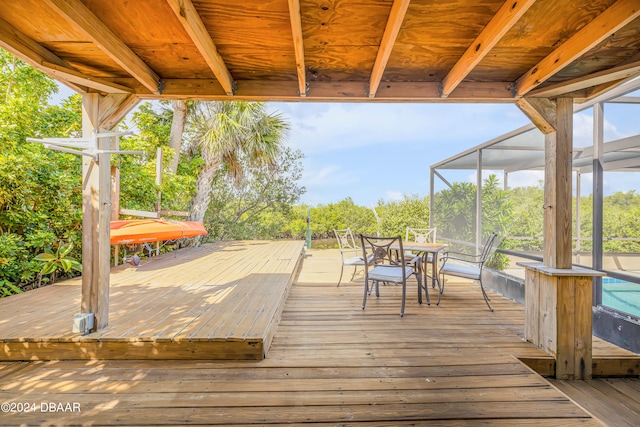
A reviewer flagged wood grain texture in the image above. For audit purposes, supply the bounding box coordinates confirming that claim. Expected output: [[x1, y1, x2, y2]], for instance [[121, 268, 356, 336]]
[[2, 249, 637, 425], [0, 241, 303, 361]]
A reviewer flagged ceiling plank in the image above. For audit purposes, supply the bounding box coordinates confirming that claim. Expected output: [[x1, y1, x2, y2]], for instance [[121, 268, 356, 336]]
[[368, 0, 411, 98], [42, 62, 134, 94], [515, 0, 640, 96], [441, 0, 537, 98], [44, 0, 162, 94], [516, 97, 556, 134], [287, 0, 307, 96], [166, 0, 235, 95], [529, 60, 640, 98]]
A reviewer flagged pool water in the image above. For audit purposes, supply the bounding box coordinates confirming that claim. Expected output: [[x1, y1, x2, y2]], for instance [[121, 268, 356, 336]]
[[602, 277, 640, 318]]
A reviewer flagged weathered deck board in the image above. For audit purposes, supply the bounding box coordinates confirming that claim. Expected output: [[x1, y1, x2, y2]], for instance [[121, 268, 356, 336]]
[[0, 248, 638, 426], [0, 240, 304, 360]]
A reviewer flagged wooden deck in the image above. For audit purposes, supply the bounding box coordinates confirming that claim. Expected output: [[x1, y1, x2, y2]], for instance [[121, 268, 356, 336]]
[[1, 247, 638, 426], [0, 240, 304, 361]]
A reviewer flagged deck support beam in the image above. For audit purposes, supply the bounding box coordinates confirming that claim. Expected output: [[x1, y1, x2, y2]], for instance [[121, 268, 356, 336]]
[[521, 97, 603, 380]]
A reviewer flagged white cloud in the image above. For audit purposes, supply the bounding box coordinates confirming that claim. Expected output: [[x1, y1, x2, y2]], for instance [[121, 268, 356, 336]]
[[274, 102, 530, 156], [507, 170, 545, 189], [384, 190, 404, 201], [573, 111, 631, 148]]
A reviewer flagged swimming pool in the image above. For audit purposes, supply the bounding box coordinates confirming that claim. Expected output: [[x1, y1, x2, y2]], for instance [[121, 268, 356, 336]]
[[602, 277, 640, 318]]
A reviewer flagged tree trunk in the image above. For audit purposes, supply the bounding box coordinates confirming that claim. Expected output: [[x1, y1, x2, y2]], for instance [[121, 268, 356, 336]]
[[189, 153, 219, 222], [168, 100, 187, 174]]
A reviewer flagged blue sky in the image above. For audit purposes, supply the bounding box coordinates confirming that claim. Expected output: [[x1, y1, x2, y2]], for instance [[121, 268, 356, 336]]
[[270, 102, 529, 205], [269, 100, 640, 206], [52, 85, 640, 207]]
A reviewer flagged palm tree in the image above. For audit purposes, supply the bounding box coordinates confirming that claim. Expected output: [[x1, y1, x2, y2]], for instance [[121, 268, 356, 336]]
[[186, 101, 289, 223], [167, 100, 188, 174]]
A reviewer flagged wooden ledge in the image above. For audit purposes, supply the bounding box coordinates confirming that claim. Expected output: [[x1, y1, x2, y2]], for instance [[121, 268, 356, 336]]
[[517, 261, 605, 277]]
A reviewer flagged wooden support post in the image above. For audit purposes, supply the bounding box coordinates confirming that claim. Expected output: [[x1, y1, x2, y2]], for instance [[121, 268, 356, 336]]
[[521, 96, 603, 380], [544, 97, 573, 269], [81, 94, 105, 331], [77, 94, 140, 333]]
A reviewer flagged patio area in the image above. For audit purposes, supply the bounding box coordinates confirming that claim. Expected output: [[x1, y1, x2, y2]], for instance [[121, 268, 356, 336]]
[[1, 246, 638, 425]]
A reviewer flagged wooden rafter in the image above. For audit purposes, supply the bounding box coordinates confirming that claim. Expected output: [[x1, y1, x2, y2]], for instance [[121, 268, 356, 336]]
[[42, 62, 134, 94], [287, 0, 307, 96], [43, 0, 162, 94], [368, 0, 411, 98], [0, 16, 67, 68], [166, 0, 235, 96], [515, 0, 640, 96], [441, 0, 537, 98], [0, 17, 90, 93], [529, 60, 640, 98]]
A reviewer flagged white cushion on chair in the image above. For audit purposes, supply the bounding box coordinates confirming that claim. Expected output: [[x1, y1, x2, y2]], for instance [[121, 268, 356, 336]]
[[440, 263, 480, 280], [344, 256, 365, 266], [368, 265, 413, 282]]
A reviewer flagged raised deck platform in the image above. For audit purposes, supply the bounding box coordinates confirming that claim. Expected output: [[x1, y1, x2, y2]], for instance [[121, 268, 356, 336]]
[[0, 240, 304, 361]]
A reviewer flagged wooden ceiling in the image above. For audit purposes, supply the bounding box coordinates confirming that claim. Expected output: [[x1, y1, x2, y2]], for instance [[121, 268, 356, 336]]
[[1, 0, 640, 103]]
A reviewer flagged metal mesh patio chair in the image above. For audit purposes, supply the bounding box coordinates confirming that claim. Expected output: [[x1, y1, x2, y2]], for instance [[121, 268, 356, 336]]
[[438, 232, 498, 311], [359, 234, 423, 317], [406, 227, 437, 286]]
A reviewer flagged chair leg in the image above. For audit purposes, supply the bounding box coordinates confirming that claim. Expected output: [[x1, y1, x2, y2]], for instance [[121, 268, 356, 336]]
[[362, 279, 369, 310], [337, 265, 345, 287], [350, 265, 358, 281], [479, 279, 494, 312], [418, 267, 429, 306], [401, 280, 406, 317]]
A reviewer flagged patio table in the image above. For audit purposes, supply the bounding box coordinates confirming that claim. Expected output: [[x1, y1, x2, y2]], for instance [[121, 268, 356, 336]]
[[390, 242, 446, 305]]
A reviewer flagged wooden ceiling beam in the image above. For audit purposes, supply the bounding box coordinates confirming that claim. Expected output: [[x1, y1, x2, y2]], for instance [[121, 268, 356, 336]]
[[287, 0, 307, 96], [515, 0, 640, 96], [441, 0, 537, 98], [119, 79, 514, 102], [166, 0, 235, 96], [529, 60, 640, 98], [43, 0, 162, 94], [42, 62, 134, 94], [368, 0, 411, 98]]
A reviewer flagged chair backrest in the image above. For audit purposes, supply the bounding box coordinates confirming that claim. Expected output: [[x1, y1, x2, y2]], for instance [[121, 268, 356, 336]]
[[359, 234, 404, 267], [334, 228, 358, 251], [405, 227, 436, 243], [480, 232, 499, 263]]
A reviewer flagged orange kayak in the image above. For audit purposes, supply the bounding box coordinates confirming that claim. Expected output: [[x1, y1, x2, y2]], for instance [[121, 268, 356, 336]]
[[110, 219, 208, 245]]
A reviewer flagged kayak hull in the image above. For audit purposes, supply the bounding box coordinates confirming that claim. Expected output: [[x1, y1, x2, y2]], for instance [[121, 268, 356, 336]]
[[110, 219, 207, 245]]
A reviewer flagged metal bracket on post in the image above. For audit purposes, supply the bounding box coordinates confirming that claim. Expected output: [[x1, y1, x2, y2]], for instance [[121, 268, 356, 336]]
[[27, 130, 143, 160]]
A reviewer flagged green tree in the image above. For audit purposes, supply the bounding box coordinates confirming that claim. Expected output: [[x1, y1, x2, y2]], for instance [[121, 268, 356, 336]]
[[377, 195, 430, 237], [205, 147, 305, 240], [432, 174, 513, 269], [186, 101, 290, 223], [0, 49, 83, 294]]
